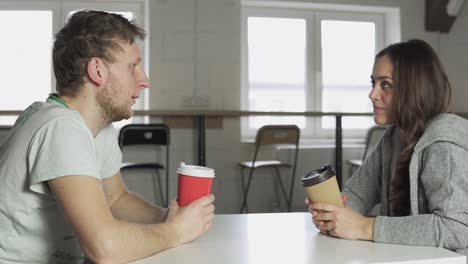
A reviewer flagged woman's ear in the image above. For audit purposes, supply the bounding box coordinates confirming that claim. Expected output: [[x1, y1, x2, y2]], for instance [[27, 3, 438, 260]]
[[86, 58, 107, 86]]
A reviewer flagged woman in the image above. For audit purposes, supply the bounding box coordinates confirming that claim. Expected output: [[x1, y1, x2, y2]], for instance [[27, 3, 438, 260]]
[[308, 39, 468, 256]]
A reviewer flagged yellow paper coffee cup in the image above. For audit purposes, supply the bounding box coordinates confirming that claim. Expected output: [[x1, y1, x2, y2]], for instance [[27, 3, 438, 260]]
[[301, 165, 343, 207]]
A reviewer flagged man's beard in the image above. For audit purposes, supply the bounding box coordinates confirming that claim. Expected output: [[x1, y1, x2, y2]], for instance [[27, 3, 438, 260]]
[[96, 78, 132, 123]]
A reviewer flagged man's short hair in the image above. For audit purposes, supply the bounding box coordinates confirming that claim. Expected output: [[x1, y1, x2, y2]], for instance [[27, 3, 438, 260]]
[[53, 10, 146, 96]]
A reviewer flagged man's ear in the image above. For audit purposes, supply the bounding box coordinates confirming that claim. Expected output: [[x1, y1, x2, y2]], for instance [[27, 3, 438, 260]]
[[86, 58, 107, 86]]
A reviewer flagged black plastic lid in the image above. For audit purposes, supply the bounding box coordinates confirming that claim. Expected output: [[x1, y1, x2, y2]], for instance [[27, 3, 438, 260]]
[[301, 165, 335, 187]]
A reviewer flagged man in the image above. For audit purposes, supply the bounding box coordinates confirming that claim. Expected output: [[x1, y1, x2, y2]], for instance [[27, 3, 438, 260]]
[[0, 10, 215, 264]]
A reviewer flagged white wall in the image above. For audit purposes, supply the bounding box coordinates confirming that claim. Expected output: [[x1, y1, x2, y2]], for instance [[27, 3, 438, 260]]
[[121, 0, 468, 214], [148, 0, 241, 110]]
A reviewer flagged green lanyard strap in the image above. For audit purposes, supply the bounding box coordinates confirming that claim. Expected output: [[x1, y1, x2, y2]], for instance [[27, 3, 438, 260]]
[[48, 93, 69, 108]]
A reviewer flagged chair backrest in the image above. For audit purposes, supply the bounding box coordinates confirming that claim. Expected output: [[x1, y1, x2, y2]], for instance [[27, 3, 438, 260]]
[[255, 125, 300, 147], [251, 125, 300, 165], [119, 124, 171, 207], [252, 125, 300, 211], [362, 125, 387, 160], [118, 124, 170, 148]]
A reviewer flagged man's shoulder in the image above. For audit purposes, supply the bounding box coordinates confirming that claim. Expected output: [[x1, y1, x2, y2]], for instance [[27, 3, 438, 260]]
[[16, 101, 83, 129], [32, 101, 80, 120]]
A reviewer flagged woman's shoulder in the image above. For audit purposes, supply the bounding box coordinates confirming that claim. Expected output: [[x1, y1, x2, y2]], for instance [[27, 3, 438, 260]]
[[426, 113, 468, 134], [414, 113, 468, 152]]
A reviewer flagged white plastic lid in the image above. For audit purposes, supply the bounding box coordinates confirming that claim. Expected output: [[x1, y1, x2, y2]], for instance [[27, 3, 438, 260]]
[[177, 162, 215, 178]]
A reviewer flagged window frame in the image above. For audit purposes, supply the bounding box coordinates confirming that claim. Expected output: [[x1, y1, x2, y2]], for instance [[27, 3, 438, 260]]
[[0, 0, 149, 125], [312, 10, 385, 138], [241, 1, 399, 142], [241, 7, 312, 140]]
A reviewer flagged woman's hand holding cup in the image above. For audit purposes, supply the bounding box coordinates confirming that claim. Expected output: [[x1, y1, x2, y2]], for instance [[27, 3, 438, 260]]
[[309, 201, 374, 241]]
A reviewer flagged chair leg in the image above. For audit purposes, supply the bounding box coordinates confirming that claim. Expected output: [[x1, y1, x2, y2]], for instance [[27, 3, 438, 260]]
[[239, 167, 246, 213], [348, 166, 354, 184], [274, 167, 289, 210], [149, 170, 158, 205], [240, 167, 254, 213], [239, 167, 250, 213], [240, 167, 246, 193], [271, 168, 281, 210], [153, 170, 165, 206]]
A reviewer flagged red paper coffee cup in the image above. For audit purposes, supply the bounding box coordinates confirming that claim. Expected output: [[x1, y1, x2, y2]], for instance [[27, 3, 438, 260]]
[[177, 162, 215, 207]]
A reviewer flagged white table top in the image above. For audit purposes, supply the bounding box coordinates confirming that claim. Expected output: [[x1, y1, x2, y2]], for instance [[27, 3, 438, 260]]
[[130, 212, 466, 264]]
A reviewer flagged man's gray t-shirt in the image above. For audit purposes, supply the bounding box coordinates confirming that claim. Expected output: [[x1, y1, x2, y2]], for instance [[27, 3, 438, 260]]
[[0, 98, 122, 263]]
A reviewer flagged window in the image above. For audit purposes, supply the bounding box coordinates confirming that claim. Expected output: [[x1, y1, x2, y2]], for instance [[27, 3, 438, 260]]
[[247, 17, 306, 129], [0, 0, 148, 126], [0, 10, 52, 125], [320, 18, 377, 130], [241, 2, 400, 140]]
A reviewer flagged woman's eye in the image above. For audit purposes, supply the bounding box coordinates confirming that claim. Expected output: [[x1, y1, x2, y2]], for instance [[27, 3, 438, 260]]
[[382, 81, 392, 89], [370, 80, 375, 87]]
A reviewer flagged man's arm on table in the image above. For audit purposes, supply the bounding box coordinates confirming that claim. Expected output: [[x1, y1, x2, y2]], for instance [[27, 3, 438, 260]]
[[103, 172, 167, 224], [48, 175, 215, 264]]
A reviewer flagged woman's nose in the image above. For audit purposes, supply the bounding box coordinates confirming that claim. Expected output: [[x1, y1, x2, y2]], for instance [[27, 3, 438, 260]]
[[368, 86, 379, 102]]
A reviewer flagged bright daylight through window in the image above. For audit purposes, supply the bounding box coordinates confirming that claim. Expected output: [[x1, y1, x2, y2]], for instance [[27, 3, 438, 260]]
[[0, 11, 52, 125], [241, 5, 388, 139], [247, 17, 306, 129], [321, 20, 375, 129]]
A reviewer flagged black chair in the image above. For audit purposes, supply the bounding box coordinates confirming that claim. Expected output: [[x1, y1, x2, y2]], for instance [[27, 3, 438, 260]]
[[347, 125, 387, 177], [118, 124, 170, 207], [239, 125, 300, 213]]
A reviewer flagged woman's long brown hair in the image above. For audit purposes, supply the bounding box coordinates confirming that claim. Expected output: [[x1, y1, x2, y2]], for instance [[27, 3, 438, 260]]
[[375, 39, 451, 216]]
